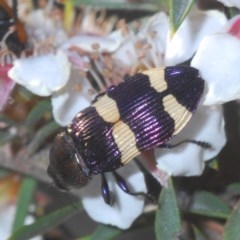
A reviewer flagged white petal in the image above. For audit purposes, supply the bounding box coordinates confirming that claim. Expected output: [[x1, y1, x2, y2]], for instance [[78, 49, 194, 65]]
[[217, 0, 240, 8], [139, 12, 169, 54], [0, 205, 15, 240], [113, 32, 138, 67], [51, 69, 94, 126], [165, 10, 227, 65], [61, 30, 125, 53], [191, 34, 240, 105], [8, 51, 70, 96], [80, 162, 147, 229], [24, 9, 67, 45], [156, 105, 226, 176]]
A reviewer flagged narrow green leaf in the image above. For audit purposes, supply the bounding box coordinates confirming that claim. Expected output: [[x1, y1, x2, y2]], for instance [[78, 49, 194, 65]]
[[12, 176, 37, 232], [8, 201, 82, 240], [225, 183, 240, 197], [228, 7, 240, 18], [25, 99, 51, 128], [78, 237, 91, 240], [224, 200, 240, 240], [0, 130, 15, 145], [169, 0, 195, 36], [72, 0, 158, 11], [189, 191, 230, 219], [91, 225, 122, 240], [155, 178, 181, 240], [0, 114, 18, 126], [27, 121, 60, 155], [192, 225, 208, 240]]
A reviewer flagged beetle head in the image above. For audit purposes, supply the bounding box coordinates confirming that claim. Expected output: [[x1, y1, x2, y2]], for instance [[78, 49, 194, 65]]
[[48, 131, 90, 190]]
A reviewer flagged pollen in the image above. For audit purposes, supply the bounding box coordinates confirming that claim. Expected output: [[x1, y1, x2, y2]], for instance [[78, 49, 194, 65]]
[[91, 43, 100, 50]]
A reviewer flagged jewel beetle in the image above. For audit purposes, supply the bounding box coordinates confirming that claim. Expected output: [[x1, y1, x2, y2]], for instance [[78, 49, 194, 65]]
[[48, 66, 205, 195]]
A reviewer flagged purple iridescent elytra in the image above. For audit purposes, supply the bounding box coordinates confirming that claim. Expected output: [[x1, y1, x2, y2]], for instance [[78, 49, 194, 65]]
[[48, 66, 204, 190]]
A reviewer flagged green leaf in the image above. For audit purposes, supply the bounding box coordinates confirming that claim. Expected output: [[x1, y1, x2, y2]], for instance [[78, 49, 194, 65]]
[[12, 176, 37, 232], [224, 200, 240, 240], [225, 183, 240, 197], [155, 178, 181, 240], [8, 201, 82, 240], [71, 0, 158, 11], [169, 0, 195, 36], [0, 130, 15, 145], [79, 237, 91, 240], [0, 114, 18, 126], [228, 7, 240, 18], [206, 158, 219, 170], [192, 225, 208, 240], [26, 121, 60, 155], [25, 99, 51, 128], [91, 225, 122, 240], [189, 191, 230, 219]]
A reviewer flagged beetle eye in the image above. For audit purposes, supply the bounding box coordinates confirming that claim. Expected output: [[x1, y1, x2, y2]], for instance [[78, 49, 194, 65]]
[[48, 131, 90, 190]]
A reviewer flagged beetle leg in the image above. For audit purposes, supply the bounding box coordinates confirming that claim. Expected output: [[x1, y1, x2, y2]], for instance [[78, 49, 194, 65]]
[[112, 171, 130, 193], [112, 171, 154, 201], [101, 173, 113, 205], [159, 140, 211, 149]]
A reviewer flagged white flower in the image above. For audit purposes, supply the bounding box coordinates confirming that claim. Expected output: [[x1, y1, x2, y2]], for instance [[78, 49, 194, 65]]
[[115, 10, 227, 69], [165, 9, 227, 65], [191, 15, 240, 105]]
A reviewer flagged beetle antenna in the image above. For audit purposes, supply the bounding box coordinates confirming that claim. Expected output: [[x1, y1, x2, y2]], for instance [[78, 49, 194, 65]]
[[160, 139, 211, 149]]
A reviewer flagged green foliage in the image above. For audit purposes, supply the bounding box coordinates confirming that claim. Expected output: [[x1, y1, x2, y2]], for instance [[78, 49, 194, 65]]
[[169, 0, 195, 36], [12, 176, 37, 232], [155, 178, 181, 240], [26, 121, 60, 155], [224, 200, 240, 240], [189, 191, 231, 219], [71, 0, 158, 11], [25, 99, 51, 128], [8, 201, 82, 240], [192, 226, 207, 240], [80, 225, 122, 240], [0, 130, 16, 146]]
